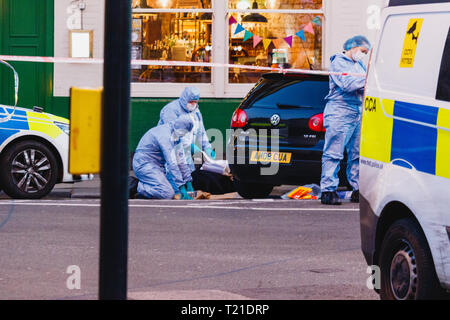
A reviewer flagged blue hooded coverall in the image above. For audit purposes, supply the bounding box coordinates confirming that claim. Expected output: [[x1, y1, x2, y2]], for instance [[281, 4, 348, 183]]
[[320, 53, 367, 193], [133, 116, 193, 199], [158, 87, 212, 175]]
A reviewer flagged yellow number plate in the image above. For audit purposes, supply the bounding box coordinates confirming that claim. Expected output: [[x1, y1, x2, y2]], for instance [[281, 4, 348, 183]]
[[250, 151, 292, 164]]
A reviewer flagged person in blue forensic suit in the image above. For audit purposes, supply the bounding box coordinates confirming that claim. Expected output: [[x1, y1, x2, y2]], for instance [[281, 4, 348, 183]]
[[320, 35, 371, 205], [133, 115, 194, 200], [158, 86, 216, 193]]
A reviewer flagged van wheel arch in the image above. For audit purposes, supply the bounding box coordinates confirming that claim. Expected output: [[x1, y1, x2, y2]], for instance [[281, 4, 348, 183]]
[[374, 202, 422, 265]]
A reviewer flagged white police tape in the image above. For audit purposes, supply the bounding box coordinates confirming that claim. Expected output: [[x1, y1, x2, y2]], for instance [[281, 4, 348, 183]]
[[0, 55, 366, 78], [0, 60, 18, 106], [0, 59, 19, 123]]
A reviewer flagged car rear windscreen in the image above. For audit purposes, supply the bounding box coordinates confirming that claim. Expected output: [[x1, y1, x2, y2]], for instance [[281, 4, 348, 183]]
[[253, 80, 329, 109]]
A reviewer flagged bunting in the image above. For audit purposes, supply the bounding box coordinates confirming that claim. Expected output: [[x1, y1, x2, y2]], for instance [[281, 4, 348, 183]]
[[283, 36, 293, 48], [272, 39, 283, 49], [229, 15, 237, 25], [263, 39, 272, 50], [228, 15, 322, 50], [312, 16, 322, 26], [296, 30, 306, 42], [243, 30, 253, 42], [253, 35, 263, 48], [234, 23, 245, 35], [304, 22, 315, 35]]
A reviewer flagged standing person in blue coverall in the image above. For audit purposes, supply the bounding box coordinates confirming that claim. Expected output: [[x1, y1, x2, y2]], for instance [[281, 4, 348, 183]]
[[320, 35, 371, 205], [133, 115, 195, 200], [158, 87, 234, 195]]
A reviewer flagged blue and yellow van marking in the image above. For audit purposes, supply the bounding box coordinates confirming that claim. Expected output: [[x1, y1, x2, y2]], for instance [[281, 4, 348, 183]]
[[361, 97, 450, 179], [360, 97, 395, 164], [436, 108, 450, 179], [391, 101, 439, 175], [0, 105, 65, 146]]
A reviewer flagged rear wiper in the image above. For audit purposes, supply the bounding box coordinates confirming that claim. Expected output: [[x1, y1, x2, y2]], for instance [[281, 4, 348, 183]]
[[277, 103, 313, 109]]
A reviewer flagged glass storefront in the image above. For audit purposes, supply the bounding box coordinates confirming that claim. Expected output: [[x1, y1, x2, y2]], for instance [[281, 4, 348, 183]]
[[228, 0, 322, 10], [130, 0, 323, 89], [132, 0, 211, 9], [228, 13, 323, 83], [131, 0, 213, 83], [228, 0, 323, 83]]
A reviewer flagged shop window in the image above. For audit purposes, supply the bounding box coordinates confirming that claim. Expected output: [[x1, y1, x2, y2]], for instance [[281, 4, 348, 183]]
[[228, 0, 322, 10], [132, 0, 211, 9], [129, 0, 324, 91], [131, 0, 212, 83], [227, 1, 323, 84]]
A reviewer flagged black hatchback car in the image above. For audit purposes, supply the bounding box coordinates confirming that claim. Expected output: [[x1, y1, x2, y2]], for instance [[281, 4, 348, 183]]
[[227, 73, 348, 199]]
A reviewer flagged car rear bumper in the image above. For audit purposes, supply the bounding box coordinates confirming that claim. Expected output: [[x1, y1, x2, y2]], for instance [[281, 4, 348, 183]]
[[230, 156, 322, 186]]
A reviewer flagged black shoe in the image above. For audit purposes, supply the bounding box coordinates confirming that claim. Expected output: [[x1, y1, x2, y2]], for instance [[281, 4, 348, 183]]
[[321, 191, 342, 205], [128, 176, 139, 199], [351, 190, 359, 203]]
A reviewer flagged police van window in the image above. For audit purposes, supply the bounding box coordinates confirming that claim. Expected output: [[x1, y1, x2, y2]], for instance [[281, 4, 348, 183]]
[[376, 14, 447, 99], [436, 27, 450, 102]]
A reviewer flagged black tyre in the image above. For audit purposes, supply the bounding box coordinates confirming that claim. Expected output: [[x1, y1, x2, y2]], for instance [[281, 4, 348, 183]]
[[0, 140, 59, 199], [234, 179, 273, 199], [379, 218, 448, 300]]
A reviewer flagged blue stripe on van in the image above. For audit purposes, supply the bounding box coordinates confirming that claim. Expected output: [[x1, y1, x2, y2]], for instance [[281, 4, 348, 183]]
[[393, 101, 439, 125], [391, 101, 439, 175]]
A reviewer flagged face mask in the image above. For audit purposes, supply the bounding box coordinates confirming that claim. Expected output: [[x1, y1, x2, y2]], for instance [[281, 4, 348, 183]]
[[186, 102, 198, 112], [353, 50, 366, 62]]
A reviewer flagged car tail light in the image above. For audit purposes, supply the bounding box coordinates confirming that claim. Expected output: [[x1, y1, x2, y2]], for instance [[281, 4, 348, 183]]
[[309, 114, 326, 132], [231, 108, 248, 128]]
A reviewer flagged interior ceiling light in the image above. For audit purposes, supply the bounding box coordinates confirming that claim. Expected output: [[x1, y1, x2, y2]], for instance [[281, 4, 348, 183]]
[[237, 0, 251, 10], [242, 1, 268, 23]]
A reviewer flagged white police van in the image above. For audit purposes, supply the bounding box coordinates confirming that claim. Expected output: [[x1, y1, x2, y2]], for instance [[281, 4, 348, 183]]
[[360, 0, 450, 299]]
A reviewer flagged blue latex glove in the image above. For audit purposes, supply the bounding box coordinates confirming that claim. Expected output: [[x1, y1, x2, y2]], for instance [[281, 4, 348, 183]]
[[205, 147, 216, 160], [191, 143, 202, 155], [179, 185, 193, 200], [186, 181, 194, 192]]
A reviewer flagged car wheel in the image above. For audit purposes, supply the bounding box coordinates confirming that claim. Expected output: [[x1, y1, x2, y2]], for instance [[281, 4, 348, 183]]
[[234, 180, 273, 199], [379, 218, 448, 300], [0, 140, 58, 199]]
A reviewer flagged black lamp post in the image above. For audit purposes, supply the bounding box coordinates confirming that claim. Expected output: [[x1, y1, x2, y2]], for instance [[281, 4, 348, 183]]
[[99, 0, 131, 300]]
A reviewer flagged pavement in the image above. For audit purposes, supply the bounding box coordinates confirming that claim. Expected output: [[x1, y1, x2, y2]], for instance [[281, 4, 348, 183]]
[[0, 175, 299, 201]]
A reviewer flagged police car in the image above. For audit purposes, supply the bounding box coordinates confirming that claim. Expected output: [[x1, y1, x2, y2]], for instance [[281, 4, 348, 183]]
[[0, 62, 91, 199], [360, 0, 450, 299]]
